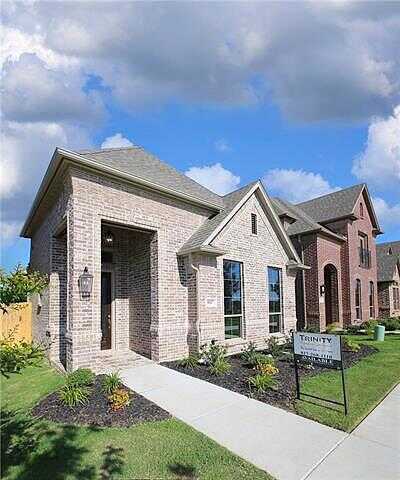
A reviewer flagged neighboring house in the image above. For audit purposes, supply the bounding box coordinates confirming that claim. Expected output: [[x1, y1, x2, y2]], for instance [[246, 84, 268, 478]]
[[21, 146, 305, 372], [377, 241, 400, 318], [272, 184, 382, 331]]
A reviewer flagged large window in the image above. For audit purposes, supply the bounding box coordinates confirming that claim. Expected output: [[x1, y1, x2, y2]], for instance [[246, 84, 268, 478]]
[[359, 233, 371, 268], [223, 260, 243, 339], [355, 279, 362, 320], [369, 281, 375, 318], [268, 267, 283, 333]]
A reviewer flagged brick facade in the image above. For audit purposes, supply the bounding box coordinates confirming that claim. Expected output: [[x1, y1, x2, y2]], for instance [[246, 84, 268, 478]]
[[29, 165, 298, 370], [378, 265, 400, 318]]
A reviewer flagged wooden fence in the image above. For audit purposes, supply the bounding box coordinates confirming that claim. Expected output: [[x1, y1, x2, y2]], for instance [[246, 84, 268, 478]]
[[0, 302, 32, 342]]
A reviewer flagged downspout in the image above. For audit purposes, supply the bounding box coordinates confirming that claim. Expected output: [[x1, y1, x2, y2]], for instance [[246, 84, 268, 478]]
[[189, 253, 201, 352]]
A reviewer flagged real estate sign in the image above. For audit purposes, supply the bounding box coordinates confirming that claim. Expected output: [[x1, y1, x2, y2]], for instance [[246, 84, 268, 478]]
[[293, 332, 342, 369]]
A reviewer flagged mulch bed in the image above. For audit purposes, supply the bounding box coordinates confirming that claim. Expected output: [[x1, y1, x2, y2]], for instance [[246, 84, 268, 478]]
[[164, 344, 377, 412], [32, 375, 171, 427]]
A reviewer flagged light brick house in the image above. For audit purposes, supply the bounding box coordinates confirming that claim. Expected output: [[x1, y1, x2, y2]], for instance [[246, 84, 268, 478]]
[[22, 146, 305, 372], [272, 185, 382, 331], [377, 241, 400, 318]]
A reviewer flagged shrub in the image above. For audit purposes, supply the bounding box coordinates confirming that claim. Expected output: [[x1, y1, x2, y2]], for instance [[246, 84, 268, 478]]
[[0, 336, 43, 378], [380, 317, 400, 331], [301, 325, 320, 333], [248, 373, 277, 393], [346, 324, 361, 335], [59, 384, 90, 407], [361, 319, 378, 335], [253, 353, 274, 368], [102, 372, 122, 395], [178, 354, 199, 369], [200, 341, 227, 367], [241, 342, 258, 366], [256, 363, 279, 376], [325, 322, 342, 333], [66, 368, 95, 387], [265, 336, 284, 357], [344, 338, 361, 352], [108, 388, 131, 411], [209, 357, 231, 376]]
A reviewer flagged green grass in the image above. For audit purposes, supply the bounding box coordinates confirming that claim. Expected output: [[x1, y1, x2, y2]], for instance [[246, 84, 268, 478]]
[[1, 362, 272, 480], [295, 334, 400, 431]]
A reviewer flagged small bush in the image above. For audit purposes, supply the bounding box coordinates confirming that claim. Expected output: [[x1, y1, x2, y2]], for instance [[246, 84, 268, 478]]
[[361, 319, 378, 335], [241, 342, 258, 366], [0, 337, 43, 377], [380, 317, 400, 331], [346, 324, 361, 335], [200, 341, 227, 367], [301, 325, 320, 333], [108, 388, 131, 411], [344, 338, 361, 352], [178, 354, 199, 369], [256, 363, 279, 376], [102, 372, 122, 395], [209, 357, 231, 376], [248, 373, 277, 393], [66, 368, 95, 387], [59, 384, 89, 407], [325, 322, 342, 333], [253, 353, 274, 368]]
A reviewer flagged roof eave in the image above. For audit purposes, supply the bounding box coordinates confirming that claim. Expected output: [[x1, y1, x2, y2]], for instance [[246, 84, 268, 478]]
[[21, 148, 224, 238], [177, 245, 226, 256]]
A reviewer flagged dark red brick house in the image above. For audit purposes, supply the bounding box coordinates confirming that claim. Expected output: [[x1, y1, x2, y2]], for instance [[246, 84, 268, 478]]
[[377, 241, 400, 318], [272, 184, 382, 331]]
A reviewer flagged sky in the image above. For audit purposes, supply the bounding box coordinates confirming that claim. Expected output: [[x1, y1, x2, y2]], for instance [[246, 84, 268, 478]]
[[1, 1, 400, 271]]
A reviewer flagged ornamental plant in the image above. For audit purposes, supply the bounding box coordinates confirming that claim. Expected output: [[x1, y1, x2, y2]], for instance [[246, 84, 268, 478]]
[[108, 388, 131, 411], [248, 373, 277, 393], [66, 368, 95, 387], [256, 363, 279, 376], [59, 384, 90, 407], [102, 371, 122, 394], [200, 341, 227, 367], [209, 357, 231, 376], [178, 354, 199, 369], [241, 341, 258, 366]]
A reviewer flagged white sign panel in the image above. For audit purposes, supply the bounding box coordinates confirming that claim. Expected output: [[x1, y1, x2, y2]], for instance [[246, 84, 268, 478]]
[[293, 332, 342, 368]]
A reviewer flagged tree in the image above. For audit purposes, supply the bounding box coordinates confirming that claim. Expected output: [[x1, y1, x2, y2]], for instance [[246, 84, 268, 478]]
[[0, 265, 47, 313]]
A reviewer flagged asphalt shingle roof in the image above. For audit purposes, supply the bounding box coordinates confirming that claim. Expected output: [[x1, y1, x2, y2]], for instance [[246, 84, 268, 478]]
[[377, 241, 400, 282], [179, 182, 258, 253], [78, 147, 224, 209], [271, 198, 345, 240], [296, 184, 364, 223]]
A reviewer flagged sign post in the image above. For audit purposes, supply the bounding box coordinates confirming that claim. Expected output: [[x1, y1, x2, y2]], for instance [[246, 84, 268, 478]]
[[293, 332, 348, 415]]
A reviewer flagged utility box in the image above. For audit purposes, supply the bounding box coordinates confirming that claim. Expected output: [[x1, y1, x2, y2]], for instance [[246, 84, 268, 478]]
[[374, 325, 385, 341]]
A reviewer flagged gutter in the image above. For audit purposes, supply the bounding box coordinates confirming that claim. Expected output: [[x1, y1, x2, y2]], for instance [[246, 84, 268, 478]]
[[189, 253, 201, 352]]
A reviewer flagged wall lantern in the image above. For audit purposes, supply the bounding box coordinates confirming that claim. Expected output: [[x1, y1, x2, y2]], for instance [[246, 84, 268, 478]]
[[79, 267, 93, 298], [104, 230, 115, 247]]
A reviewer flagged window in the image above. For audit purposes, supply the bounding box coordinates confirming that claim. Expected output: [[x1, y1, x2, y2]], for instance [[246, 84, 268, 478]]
[[394, 287, 400, 311], [223, 260, 243, 339], [359, 233, 370, 268], [360, 202, 364, 218], [268, 267, 283, 333], [355, 279, 362, 320], [369, 281, 375, 318], [251, 213, 257, 235]]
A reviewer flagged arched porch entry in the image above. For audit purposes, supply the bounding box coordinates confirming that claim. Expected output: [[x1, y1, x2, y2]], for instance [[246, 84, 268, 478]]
[[324, 264, 339, 326]]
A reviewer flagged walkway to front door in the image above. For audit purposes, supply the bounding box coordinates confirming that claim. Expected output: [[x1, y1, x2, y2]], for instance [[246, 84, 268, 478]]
[[121, 363, 345, 480]]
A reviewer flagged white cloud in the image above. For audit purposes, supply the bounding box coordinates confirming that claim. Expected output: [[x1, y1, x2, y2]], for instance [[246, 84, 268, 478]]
[[0, 221, 22, 247], [352, 105, 400, 189], [372, 197, 400, 232], [101, 133, 134, 149], [263, 169, 340, 203], [214, 138, 231, 153], [185, 163, 240, 195]]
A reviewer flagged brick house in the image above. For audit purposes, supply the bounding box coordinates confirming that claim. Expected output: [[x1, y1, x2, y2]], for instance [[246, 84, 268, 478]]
[[377, 241, 400, 318], [21, 146, 306, 372], [272, 184, 382, 331]]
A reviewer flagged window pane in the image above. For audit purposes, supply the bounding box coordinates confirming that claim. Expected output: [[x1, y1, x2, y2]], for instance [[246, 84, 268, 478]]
[[232, 300, 242, 314], [269, 314, 280, 333], [225, 316, 241, 339], [231, 262, 241, 280], [224, 298, 233, 315], [268, 267, 283, 333]]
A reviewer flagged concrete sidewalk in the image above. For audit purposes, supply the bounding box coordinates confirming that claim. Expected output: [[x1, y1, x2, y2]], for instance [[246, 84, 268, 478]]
[[121, 363, 346, 480], [306, 384, 400, 480]]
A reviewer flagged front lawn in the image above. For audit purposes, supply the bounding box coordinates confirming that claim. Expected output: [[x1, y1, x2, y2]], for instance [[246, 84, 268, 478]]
[[1, 362, 272, 480], [295, 334, 400, 431]]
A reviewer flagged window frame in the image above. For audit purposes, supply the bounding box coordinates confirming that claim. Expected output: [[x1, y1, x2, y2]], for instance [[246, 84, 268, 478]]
[[223, 259, 244, 340], [393, 286, 400, 310], [251, 213, 258, 235], [355, 279, 362, 320], [267, 266, 284, 334], [369, 281, 375, 318]]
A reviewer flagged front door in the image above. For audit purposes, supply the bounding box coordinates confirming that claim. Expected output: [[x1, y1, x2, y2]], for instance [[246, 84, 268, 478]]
[[101, 271, 112, 350]]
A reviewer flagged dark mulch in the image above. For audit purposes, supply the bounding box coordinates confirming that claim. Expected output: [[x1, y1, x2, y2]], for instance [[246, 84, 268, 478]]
[[164, 344, 377, 412], [32, 375, 171, 427]]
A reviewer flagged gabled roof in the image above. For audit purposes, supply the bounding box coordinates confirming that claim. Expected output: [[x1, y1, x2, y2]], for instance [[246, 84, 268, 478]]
[[296, 184, 364, 223], [271, 198, 345, 241], [377, 241, 400, 282], [78, 147, 224, 209], [179, 181, 304, 267]]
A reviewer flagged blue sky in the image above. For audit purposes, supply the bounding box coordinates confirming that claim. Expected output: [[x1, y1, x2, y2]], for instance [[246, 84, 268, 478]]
[[1, 2, 399, 271]]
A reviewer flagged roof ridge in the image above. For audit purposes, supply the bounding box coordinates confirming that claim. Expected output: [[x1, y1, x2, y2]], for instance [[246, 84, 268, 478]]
[[223, 180, 258, 198], [377, 240, 400, 247], [80, 146, 143, 154], [296, 183, 365, 206]]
